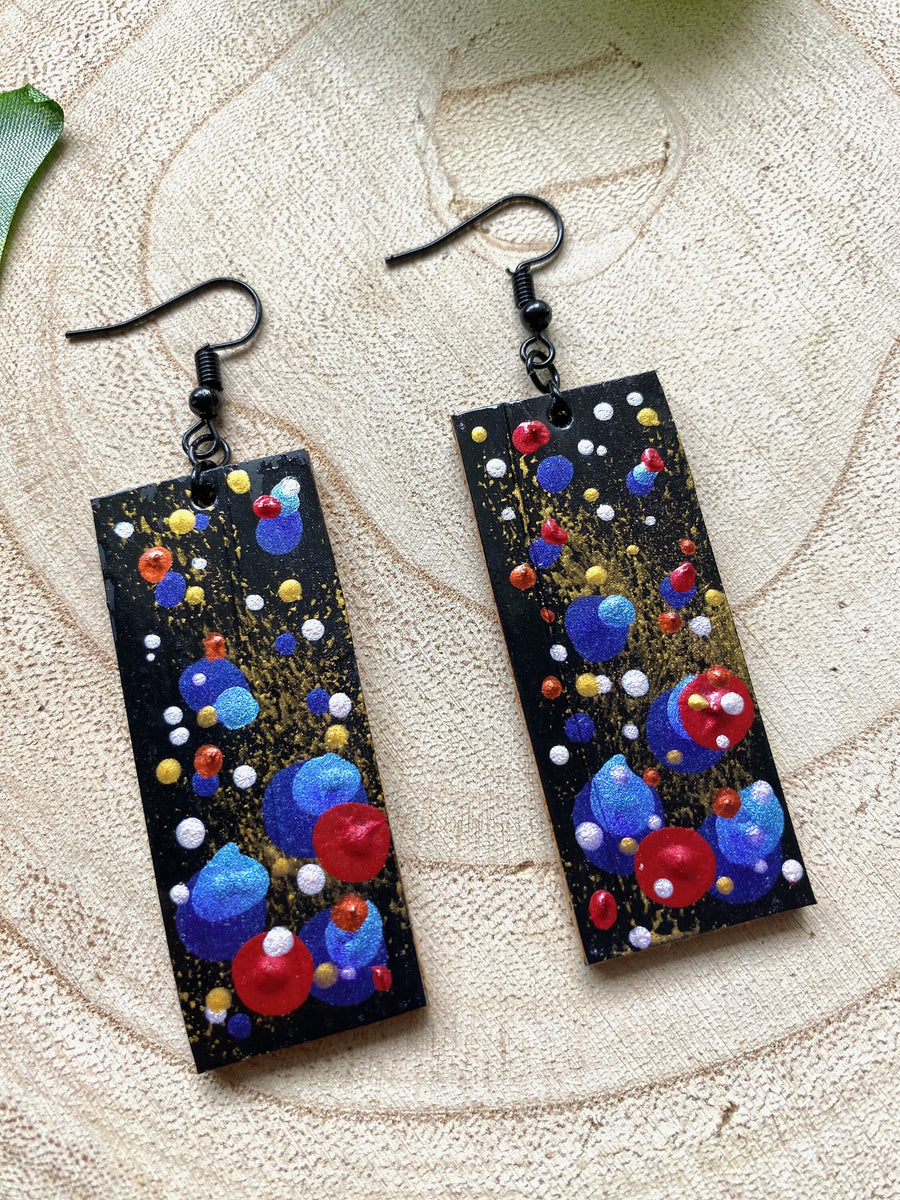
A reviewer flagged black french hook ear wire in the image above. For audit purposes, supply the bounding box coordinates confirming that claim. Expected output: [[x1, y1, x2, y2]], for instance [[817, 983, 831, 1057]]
[[386, 193, 571, 425], [66, 277, 263, 507]]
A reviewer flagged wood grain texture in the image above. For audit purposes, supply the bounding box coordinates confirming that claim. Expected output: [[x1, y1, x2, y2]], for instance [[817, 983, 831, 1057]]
[[0, 0, 898, 1194]]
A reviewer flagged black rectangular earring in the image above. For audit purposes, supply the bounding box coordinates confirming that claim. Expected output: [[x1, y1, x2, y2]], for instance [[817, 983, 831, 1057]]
[[387, 196, 814, 964], [70, 278, 425, 1070]]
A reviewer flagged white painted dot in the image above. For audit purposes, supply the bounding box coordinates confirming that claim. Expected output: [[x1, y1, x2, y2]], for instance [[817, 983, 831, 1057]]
[[596, 504, 615, 521], [113, 521, 134, 539], [577, 439, 594, 455], [145, 653, 156, 662], [745, 824, 765, 846], [176, 818, 205, 849], [205, 1007, 227, 1025], [329, 693, 352, 719], [575, 822, 603, 851], [629, 926, 652, 950], [233, 765, 257, 789], [721, 691, 744, 716], [500, 506, 516, 521], [302, 619, 325, 642], [623, 723, 640, 740], [626, 391, 643, 407], [549, 644, 567, 662], [280, 477, 301, 496], [610, 765, 629, 784], [192, 672, 207, 686], [751, 781, 774, 804], [297, 868, 326, 897], [169, 883, 189, 906], [647, 814, 663, 830], [549, 745, 570, 765], [262, 927, 294, 957], [689, 616, 712, 637], [191, 557, 207, 571], [644, 516, 657, 526], [782, 858, 804, 884], [169, 727, 189, 746], [486, 458, 507, 478], [753, 858, 769, 874], [144, 634, 161, 649], [246, 594, 265, 611], [653, 877, 674, 900], [297, 863, 326, 894], [621, 670, 649, 697], [593, 402, 614, 421], [596, 445, 607, 456], [716, 734, 731, 750], [597, 675, 612, 693], [163, 706, 183, 726], [339, 966, 357, 981]]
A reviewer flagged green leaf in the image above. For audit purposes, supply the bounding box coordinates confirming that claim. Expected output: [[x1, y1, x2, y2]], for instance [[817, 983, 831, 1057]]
[[0, 84, 63, 270]]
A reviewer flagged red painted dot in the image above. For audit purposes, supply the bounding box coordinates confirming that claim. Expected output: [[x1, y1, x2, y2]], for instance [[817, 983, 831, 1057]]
[[510, 564, 537, 590], [657, 611, 682, 633], [678, 671, 754, 751], [541, 518, 568, 545], [231, 932, 313, 1015], [372, 965, 392, 992], [712, 787, 742, 818], [540, 607, 556, 623], [588, 889, 618, 930], [313, 803, 391, 882], [634, 827, 717, 908], [640, 447, 665, 473], [669, 561, 697, 593], [138, 546, 172, 584], [679, 538, 697, 556], [541, 676, 563, 700], [203, 632, 227, 661], [331, 893, 369, 932], [193, 744, 223, 778], [642, 768, 660, 787], [511, 420, 551, 455], [252, 494, 282, 519]]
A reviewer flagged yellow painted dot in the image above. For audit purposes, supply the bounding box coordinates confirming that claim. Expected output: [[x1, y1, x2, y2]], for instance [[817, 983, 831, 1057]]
[[278, 578, 302, 602], [705, 588, 726, 607], [185, 586, 205, 606], [585, 565, 608, 587], [666, 749, 683, 765], [583, 487, 599, 502], [626, 544, 639, 556], [619, 837, 638, 856], [272, 856, 292, 878], [637, 407, 659, 427], [156, 758, 181, 784], [197, 705, 218, 728], [471, 426, 487, 443], [687, 693, 709, 711], [325, 724, 348, 751], [575, 673, 599, 698], [227, 469, 251, 494], [716, 876, 735, 895], [168, 508, 196, 534], [205, 987, 231, 1013], [314, 962, 338, 989]]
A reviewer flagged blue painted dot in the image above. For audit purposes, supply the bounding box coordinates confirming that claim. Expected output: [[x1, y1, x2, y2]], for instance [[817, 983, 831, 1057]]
[[227, 1013, 252, 1039], [154, 571, 187, 607], [535, 455, 574, 493], [528, 537, 562, 569], [194, 512, 210, 530], [565, 713, 595, 743], [192, 772, 219, 797], [275, 632, 297, 656], [306, 688, 331, 715]]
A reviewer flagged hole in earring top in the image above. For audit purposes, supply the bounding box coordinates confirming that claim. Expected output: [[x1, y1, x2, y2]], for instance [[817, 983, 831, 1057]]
[[547, 391, 572, 427]]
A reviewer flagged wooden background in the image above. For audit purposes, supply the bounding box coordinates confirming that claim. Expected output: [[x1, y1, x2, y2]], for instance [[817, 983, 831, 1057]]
[[1, 0, 898, 1195]]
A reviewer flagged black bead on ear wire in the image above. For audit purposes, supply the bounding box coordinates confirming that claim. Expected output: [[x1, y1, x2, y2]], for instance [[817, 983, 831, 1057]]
[[386, 193, 570, 424], [66, 277, 262, 505]]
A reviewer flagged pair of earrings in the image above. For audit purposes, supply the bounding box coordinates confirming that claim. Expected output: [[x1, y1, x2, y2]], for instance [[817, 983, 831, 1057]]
[[73, 194, 814, 1073]]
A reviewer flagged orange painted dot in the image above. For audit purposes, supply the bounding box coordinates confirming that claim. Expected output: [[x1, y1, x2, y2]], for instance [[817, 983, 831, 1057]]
[[541, 676, 563, 700], [658, 611, 682, 633], [510, 564, 537, 590], [707, 665, 732, 688], [194, 744, 223, 778], [540, 607, 556, 624], [712, 787, 742, 819], [331, 893, 369, 932], [679, 539, 696, 555], [138, 546, 172, 584], [203, 632, 227, 661], [642, 768, 660, 787]]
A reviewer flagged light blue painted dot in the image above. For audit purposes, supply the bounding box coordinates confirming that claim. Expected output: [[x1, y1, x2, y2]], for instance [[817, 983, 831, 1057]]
[[271, 478, 301, 515], [598, 595, 636, 628], [535, 455, 574, 494], [214, 686, 260, 730], [154, 571, 187, 607]]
